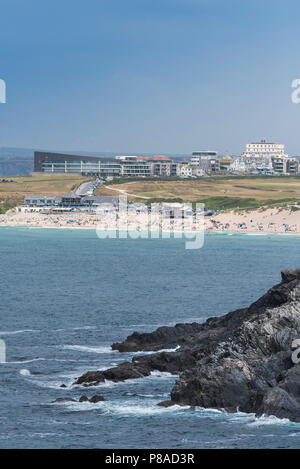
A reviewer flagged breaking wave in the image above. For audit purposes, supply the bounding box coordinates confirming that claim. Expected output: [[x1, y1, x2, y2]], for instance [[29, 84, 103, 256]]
[[61, 345, 113, 354]]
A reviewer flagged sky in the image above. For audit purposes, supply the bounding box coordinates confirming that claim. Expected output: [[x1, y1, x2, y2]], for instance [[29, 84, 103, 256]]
[[1, 0, 300, 155]]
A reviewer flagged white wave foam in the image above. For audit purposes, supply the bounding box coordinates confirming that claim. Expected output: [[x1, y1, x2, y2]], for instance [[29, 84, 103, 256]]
[[0, 329, 39, 336], [57, 399, 189, 416], [193, 407, 294, 426], [97, 401, 296, 426], [243, 233, 270, 236], [21, 366, 97, 390], [53, 400, 105, 411], [20, 369, 31, 376], [49, 358, 83, 362], [90, 379, 117, 388], [245, 232, 300, 237], [30, 378, 74, 390], [106, 403, 188, 416], [7, 358, 46, 364], [248, 414, 292, 426], [194, 406, 224, 415], [150, 370, 177, 378], [72, 326, 97, 330], [62, 345, 113, 354], [54, 326, 97, 332], [133, 346, 180, 355]]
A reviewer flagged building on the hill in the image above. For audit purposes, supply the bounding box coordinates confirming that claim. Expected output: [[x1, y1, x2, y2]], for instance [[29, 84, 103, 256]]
[[242, 140, 286, 159], [271, 156, 299, 174], [191, 151, 218, 165], [115, 156, 153, 177], [34, 152, 121, 177], [20, 194, 120, 212], [190, 150, 220, 174]]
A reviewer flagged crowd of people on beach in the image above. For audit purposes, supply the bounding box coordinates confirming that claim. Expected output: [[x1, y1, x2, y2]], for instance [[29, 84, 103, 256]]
[[0, 206, 300, 234], [207, 218, 296, 233], [0, 210, 204, 231]]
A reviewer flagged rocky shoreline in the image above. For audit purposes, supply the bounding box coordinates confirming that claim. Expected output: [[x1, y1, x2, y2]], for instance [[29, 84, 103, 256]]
[[73, 269, 300, 422]]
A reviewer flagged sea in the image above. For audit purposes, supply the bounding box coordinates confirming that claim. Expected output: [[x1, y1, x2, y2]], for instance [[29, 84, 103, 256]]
[[0, 226, 300, 449]]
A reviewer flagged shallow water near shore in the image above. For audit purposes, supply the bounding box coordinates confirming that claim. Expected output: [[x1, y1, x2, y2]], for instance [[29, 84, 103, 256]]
[[1, 227, 300, 448]]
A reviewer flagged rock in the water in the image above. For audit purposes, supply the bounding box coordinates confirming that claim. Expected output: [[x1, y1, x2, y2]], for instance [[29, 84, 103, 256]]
[[89, 394, 104, 403], [52, 395, 105, 404], [60, 384, 67, 388], [157, 400, 174, 407], [74, 350, 195, 386], [52, 397, 76, 403], [79, 395, 89, 402], [74, 268, 300, 422]]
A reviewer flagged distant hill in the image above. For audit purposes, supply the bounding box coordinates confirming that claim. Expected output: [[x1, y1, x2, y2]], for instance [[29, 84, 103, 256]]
[[0, 147, 189, 176], [0, 159, 33, 176], [0, 148, 34, 176]]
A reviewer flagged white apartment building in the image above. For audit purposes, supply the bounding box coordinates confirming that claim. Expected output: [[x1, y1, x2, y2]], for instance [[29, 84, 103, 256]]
[[177, 163, 193, 178], [177, 163, 205, 178], [271, 156, 299, 174], [230, 158, 246, 172], [231, 154, 299, 175], [192, 167, 205, 177], [242, 140, 286, 159], [115, 156, 153, 177]]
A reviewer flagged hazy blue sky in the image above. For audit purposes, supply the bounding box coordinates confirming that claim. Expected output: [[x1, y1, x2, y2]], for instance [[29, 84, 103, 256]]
[[1, 0, 300, 155]]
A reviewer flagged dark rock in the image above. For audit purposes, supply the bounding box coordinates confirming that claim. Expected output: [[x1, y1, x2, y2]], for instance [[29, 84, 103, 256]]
[[89, 394, 104, 403], [52, 397, 76, 403], [157, 400, 174, 407], [278, 364, 300, 396], [74, 268, 300, 422], [79, 395, 89, 402], [112, 322, 203, 352], [74, 350, 196, 386], [256, 387, 300, 422], [75, 362, 147, 386], [60, 384, 67, 388], [281, 268, 300, 283]]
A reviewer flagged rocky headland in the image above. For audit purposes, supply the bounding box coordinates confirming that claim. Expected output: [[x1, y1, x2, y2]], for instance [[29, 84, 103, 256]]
[[74, 269, 300, 422]]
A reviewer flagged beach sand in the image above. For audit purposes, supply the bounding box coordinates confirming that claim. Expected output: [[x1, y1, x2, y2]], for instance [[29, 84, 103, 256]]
[[209, 207, 300, 234], [1, 206, 300, 234]]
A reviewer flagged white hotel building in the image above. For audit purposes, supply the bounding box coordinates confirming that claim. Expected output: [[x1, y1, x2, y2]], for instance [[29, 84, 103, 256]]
[[232, 139, 299, 174], [242, 140, 286, 159]]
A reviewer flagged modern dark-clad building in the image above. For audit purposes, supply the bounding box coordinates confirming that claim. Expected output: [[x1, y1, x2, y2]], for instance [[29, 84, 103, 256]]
[[24, 195, 62, 206], [34, 152, 121, 177], [22, 194, 120, 210]]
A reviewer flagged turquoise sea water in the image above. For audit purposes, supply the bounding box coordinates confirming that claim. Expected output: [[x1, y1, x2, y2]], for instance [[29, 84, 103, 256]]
[[1, 227, 300, 448]]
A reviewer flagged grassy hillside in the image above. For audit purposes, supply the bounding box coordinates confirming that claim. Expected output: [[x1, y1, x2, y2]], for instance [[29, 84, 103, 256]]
[[0, 174, 88, 213], [95, 176, 300, 210]]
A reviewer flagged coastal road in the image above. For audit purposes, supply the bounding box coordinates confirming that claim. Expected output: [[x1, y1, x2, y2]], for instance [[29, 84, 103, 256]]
[[76, 180, 102, 196]]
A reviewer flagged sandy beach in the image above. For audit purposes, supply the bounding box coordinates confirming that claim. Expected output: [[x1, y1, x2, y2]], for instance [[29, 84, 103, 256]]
[[209, 207, 300, 234], [0, 210, 204, 233], [1, 206, 300, 234]]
